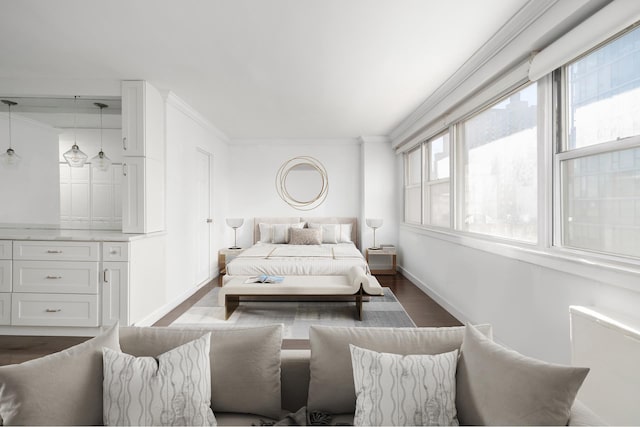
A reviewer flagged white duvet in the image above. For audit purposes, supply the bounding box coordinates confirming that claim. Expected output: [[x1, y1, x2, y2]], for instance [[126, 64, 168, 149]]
[[226, 242, 369, 276]]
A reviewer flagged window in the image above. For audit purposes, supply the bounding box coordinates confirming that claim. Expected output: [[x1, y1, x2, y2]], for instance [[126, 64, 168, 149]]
[[461, 83, 538, 242], [558, 26, 640, 258], [423, 133, 450, 227], [404, 146, 421, 224]]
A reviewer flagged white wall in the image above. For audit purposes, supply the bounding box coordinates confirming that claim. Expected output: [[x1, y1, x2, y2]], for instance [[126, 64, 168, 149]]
[[164, 94, 230, 304], [0, 114, 60, 225], [360, 136, 398, 249], [229, 140, 362, 247]]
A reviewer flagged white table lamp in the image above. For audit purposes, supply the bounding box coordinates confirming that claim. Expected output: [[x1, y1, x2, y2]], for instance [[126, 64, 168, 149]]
[[226, 218, 244, 249], [366, 218, 383, 250]]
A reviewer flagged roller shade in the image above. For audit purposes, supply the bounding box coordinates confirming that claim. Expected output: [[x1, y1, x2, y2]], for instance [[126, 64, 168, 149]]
[[529, 0, 640, 81]]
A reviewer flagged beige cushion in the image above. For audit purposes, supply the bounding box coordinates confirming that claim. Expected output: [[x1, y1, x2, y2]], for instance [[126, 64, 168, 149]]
[[307, 324, 492, 414], [456, 324, 589, 426], [103, 333, 216, 426], [0, 324, 120, 426], [119, 325, 282, 419], [350, 345, 459, 426], [289, 228, 322, 245]]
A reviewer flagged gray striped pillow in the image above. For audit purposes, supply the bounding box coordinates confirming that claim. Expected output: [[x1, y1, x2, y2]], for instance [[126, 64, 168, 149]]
[[350, 344, 459, 426], [103, 333, 216, 426]]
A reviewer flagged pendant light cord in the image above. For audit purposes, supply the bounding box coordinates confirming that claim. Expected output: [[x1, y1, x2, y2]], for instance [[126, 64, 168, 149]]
[[73, 95, 78, 148], [7, 103, 12, 150]]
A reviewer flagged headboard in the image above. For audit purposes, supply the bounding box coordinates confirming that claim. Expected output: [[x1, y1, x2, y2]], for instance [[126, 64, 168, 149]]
[[253, 217, 359, 248]]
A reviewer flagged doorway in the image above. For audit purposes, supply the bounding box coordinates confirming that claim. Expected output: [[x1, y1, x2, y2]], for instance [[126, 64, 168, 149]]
[[196, 148, 214, 285]]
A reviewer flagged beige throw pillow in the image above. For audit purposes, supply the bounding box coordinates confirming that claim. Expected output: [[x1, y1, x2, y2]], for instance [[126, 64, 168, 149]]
[[456, 324, 590, 426], [289, 228, 322, 245], [103, 333, 215, 426], [350, 345, 459, 426], [0, 323, 120, 425], [118, 325, 283, 419], [307, 324, 492, 414]]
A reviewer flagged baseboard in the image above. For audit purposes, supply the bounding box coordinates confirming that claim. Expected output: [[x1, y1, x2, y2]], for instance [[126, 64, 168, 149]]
[[134, 275, 217, 327], [397, 265, 473, 325]]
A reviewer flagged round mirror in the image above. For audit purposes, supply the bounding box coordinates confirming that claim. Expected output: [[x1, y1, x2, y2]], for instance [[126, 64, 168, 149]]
[[276, 156, 328, 210]]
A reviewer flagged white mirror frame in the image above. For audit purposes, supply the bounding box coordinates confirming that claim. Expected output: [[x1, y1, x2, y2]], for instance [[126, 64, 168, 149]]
[[276, 156, 329, 211]]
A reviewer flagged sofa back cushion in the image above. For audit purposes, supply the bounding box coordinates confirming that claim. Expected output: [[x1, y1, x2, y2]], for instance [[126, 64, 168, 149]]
[[0, 323, 120, 426], [307, 324, 492, 414], [119, 324, 282, 419]]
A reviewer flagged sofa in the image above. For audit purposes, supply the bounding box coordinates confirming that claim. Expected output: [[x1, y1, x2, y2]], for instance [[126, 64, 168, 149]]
[[0, 323, 604, 426]]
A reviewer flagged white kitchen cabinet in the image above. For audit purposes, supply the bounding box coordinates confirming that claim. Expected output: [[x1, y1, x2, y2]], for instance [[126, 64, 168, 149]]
[[121, 80, 165, 161], [121, 157, 165, 234], [0, 293, 10, 325], [0, 240, 12, 259], [0, 260, 11, 292], [13, 260, 99, 294], [13, 241, 100, 261], [11, 293, 99, 327], [101, 261, 129, 327]]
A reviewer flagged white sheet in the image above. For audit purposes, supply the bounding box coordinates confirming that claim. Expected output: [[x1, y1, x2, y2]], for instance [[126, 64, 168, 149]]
[[226, 242, 369, 276]]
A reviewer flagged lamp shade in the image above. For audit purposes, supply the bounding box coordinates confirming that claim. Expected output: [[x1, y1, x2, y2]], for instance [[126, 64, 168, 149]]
[[226, 218, 244, 228], [366, 218, 383, 229]]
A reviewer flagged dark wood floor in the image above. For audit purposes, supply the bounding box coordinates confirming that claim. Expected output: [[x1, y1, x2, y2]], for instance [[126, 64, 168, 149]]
[[0, 273, 460, 365]]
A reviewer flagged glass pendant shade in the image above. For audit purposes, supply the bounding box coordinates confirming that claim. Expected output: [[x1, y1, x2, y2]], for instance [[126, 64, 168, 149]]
[[91, 150, 111, 172], [63, 144, 88, 167], [0, 147, 21, 167], [1, 99, 21, 168]]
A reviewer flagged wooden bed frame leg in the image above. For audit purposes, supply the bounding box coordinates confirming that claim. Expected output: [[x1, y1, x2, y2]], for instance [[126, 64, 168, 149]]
[[355, 290, 363, 321], [225, 295, 239, 320]]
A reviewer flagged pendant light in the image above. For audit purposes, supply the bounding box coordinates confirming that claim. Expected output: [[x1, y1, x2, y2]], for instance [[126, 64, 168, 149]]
[[0, 99, 21, 167], [90, 102, 111, 171], [63, 96, 88, 167]]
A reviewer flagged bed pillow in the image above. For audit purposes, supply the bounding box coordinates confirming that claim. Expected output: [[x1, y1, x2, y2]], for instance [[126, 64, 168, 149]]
[[103, 333, 215, 426], [0, 323, 120, 426], [350, 345, 459, 426], [118, 325, 283, 419], [456, 324, 589, 426], [308, 223, 352, 243], [307, 324, 492, 414], [259, 222, 304, 243], [289, 228, 322, 245]]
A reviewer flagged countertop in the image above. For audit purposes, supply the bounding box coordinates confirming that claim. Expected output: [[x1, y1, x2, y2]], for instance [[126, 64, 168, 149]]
[[0, 226, 162, 242]]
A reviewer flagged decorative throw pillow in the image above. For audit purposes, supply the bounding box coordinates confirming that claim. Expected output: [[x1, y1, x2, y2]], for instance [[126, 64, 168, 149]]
[[350, 345, 459, 426], [289, 228, 322, 245], [118, 325, 283, 419], [259, 222, 304, 243], [456, 324, 590, 426], [308, 223, 339, 243], [0, 323, 120, 425], [307, 324, 493, 414], [103, 333, 216, 426]]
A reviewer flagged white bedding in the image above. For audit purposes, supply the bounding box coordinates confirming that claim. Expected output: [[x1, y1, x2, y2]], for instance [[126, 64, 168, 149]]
[[226, 242, 369, 276]]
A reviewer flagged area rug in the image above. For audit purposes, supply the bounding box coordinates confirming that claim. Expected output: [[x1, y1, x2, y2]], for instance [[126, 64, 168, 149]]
[[170, 287, 416, 339]]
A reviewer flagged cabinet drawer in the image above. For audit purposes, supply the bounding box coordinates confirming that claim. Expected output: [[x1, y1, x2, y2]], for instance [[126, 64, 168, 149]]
[[102, 242, 129, 262], [11, 293, 98, 327], [13, 241, 100, 261], [0, 241, 11, 260], [13, 261, 98, 294], [0, 293, 10, 325], [0, 260, 10, 292]]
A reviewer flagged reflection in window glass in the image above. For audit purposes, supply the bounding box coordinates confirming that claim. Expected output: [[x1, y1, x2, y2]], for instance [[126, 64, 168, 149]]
[[562, 147, 640, 257], [429, 133, 450, 181], [567, 26, 640, 150], [405, 147, 422, 223], [462, 83, 538, 242]]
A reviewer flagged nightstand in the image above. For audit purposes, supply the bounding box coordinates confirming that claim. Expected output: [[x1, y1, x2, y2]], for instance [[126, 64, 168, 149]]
[[218, 248, 245, 285], [365, 247, 397, 275]]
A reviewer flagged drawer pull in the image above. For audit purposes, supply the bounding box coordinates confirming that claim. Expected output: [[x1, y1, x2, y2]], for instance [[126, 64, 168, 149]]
[[45, 308, 62, 313], [46, 250, 63, 254], [46, 275, 63, 279]]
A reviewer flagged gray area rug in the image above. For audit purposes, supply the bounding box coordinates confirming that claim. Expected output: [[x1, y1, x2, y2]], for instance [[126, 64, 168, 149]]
[[170, 287, 416, 339]]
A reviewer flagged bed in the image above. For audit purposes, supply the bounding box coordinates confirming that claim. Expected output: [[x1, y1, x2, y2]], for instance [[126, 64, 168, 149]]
[[224, 216, 370, 278]]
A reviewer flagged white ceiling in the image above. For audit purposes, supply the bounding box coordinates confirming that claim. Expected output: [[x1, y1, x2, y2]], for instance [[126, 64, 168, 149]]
[[0, 0, 529, 139]]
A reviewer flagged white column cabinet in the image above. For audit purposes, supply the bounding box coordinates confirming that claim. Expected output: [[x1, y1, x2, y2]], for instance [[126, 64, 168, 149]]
[[121, 80, 165, 234], [0, 241, 11, 325]]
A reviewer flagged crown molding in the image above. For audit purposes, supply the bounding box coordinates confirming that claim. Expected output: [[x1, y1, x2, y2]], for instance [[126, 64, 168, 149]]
[[165, 92, 230, 144], [389, 0, 558, 147], [231, 138, 361, 146], [358, 136, 390, 145]]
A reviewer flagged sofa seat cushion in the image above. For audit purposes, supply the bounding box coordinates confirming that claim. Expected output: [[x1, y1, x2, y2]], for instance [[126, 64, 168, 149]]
[[0, 324, 120, 426], [119, 325, 282, 419], [456, 324, 590, 426], [307, 324, 492, 414]]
